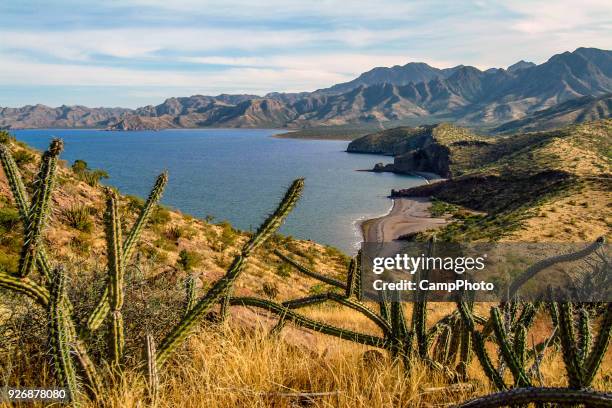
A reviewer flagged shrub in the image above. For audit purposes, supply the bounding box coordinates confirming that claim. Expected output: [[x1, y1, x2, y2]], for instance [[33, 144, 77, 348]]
[[62, 205, 94, 233], [166, 225, 184, 242], [177, 249, 200, 272], [13, 150, 35, 167], [72, 159, 109, 186], [151, 207, 171, 225], [261, 282, 279, 299], [0, 130, 14, 144], [0, 206, 20, 232]]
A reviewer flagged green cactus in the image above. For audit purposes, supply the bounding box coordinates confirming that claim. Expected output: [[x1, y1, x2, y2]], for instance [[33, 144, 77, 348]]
[[48, 267, 79, 405], [274, 249, 346, 289], [85, 172, 168, 334], [155, 179, 304, 366], [184, 274, 196, 317], [490, 307, 531, 387], [456, 387, 612, 408], [145, 334, 159, 404], [105, 190, 125, 367], [0, 270, 50, 306], [18, 139, 63, 278], [345, 257, 357, 298]]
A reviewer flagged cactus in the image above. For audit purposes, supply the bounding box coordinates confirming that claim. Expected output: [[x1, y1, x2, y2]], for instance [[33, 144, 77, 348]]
[[104, 190, 125, 367], [273, 249, 346, 289], [0, 270, 50, 306], [184, 274, 196, 316], [456, 387, 612, 408], [48, 267, 79, 404], [155, 179, 304, 366], [145, 334, 159, 404], [18, 139, 63, 278], [85, 172, 168, 334]]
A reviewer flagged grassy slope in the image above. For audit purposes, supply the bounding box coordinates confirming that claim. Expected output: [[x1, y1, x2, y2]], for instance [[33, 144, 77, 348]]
[[393, 120, 611, 241], [1, 128, 611, 407]]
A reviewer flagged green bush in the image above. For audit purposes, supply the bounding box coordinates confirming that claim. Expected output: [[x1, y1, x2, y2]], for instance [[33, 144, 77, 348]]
[[72, 159, 109, 186], [151, 207, 171, 225], [0, 207, 20, 232], [0, 130, 14, 144], [62, 205, 93, 233], [13, 150, 35, 167], [177, 249, 200, 272]]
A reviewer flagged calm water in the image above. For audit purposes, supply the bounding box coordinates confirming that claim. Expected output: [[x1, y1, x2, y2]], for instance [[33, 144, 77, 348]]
[[12, 129, 423, 253]]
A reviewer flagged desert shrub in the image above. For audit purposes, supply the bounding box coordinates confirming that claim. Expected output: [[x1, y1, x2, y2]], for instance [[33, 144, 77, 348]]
[[125, 195, 145, 213], [0, 130, 14, 144], [13, 150, 35, 167], [62, 205, 94, 233], [218, 220, 237, 247], [151, 207, 171, 225], [166, 225, 184, 242], [0, 206, 20, 232], [177, 249, 200, 272], [72, 159, 109, 186], [275, 262, 291, 278], [70, 232, 93, 254], [261, 282, 279, 299]]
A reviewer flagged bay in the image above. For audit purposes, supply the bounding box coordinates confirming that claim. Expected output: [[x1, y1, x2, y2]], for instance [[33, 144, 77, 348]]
[[11, 129, 424, 254]]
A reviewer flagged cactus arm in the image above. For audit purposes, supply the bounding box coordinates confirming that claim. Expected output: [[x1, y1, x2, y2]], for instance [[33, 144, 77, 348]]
[[455, 387, 612, 408], [345, 257, 357, 298], [0, 144, 30, 220], [457, 302, 507, 391], [84, 173, 167, 334], [513, 323, 527, 370], [0, 144, 54, 280], [583, 302, 612, 386], [508, 237, 605, 298], [18, 139, 63, 278], [281, 292, 392, 336], [123, 172, 168, 262], [145, 334, 159, 404], [184, 274, 196, 316], [156, 179, 304, 366], [577, 307, 591, 368], [229, 296, 387, 348], [105, 190, 125, 367], [48, 267, 79, 404], [490, 307, 531, 387], [273, 249, 346, 289], [0, 271, 50, 306], [557, 302, 584, 388]]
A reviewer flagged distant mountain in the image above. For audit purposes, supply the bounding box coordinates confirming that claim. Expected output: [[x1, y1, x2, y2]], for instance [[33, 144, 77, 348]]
[[1, 47, 610, 130], [314, 62, 464, 95], [493, 93, 612, 133], [507, 60, 536, 72]]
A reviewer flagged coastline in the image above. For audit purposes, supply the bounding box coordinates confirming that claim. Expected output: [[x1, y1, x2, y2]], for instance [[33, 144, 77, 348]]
[[360, 196, 448, 244]]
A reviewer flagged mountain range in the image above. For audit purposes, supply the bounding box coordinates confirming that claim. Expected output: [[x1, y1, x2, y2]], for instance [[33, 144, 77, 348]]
[[1, 47, 610, 131]]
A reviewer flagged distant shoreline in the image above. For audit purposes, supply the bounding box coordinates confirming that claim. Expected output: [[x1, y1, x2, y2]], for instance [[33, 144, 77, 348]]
[[360, 196, 448, 244]]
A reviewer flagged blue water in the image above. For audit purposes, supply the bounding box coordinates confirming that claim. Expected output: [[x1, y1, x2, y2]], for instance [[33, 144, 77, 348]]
[[11, 129, 424, 254]]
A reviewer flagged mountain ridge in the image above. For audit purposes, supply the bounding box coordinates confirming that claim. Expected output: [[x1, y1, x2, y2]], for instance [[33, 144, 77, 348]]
[[1, 47, 610, 131]]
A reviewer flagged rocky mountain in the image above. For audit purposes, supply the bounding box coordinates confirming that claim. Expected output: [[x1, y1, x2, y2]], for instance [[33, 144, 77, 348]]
[[493, 93, 612, 133], [0, 47, 610, 130], [507, 60, 536, 72]]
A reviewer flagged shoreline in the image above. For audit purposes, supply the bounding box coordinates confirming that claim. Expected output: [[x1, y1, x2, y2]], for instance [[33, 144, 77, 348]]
[[360, 196, 448, 244]]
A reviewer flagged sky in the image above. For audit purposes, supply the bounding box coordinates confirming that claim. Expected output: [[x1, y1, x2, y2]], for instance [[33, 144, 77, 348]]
[[0, 0, 610, 108]]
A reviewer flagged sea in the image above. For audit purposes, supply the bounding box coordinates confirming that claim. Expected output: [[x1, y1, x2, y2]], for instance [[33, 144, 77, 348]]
[[11, 129, 424, 254]]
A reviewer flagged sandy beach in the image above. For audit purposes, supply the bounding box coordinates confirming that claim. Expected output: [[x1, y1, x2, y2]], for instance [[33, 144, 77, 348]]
[[361, 197, 448, 243]]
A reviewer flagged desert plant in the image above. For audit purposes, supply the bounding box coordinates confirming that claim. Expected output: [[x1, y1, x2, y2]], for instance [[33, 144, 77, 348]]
[[62, 204, 94, 233]]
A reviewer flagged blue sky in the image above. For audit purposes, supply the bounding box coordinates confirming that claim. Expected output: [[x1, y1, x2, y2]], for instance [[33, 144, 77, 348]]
[[1, 0, 610, 108]]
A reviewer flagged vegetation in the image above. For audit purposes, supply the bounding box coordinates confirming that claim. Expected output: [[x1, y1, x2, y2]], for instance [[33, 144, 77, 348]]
[[0, 133, 610, 407], [72, 159, 110, 187]]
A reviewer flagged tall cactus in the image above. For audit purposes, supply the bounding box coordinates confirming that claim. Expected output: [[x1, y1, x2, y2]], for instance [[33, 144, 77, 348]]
[[48, 267, 79, 404], [105, 190, 125, 367], [18, 139, 63, 278], [85, 172, 168, 334]]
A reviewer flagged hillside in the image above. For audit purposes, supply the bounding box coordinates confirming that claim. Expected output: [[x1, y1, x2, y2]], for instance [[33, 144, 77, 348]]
[[1, 47, 610, 131], [348, 123, 490, 177], [493, 93, 612, 133], [386, 120, 611, 241], [0, 133, 348, 307]]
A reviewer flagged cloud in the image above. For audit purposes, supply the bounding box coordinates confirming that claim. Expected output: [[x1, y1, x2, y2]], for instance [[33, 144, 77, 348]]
[[0, 0, 610, 106]]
